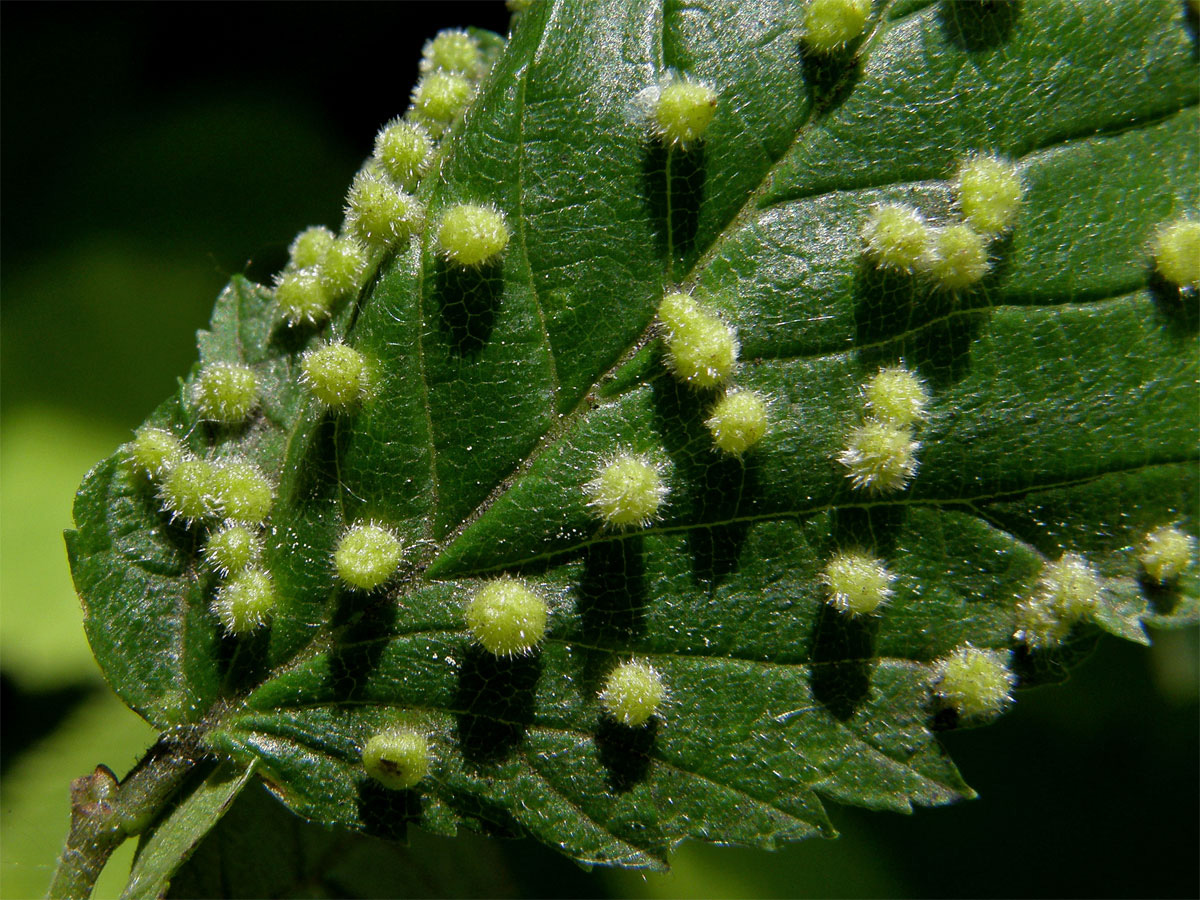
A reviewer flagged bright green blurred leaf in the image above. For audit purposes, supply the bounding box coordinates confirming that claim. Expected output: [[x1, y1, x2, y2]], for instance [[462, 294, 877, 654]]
[[1, 409, 127, 688], [0, 691, 156, 900]]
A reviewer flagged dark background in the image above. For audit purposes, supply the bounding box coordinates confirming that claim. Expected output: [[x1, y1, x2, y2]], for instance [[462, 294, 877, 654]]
[[2, 3, 1197, 897]]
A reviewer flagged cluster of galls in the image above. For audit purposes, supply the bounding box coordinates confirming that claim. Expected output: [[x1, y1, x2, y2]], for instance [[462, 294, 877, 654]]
[[818, 530, 1196, 725], [126, 418, 277, 636], [125, 18, 1199, 800], [349, 59, 1196, 786], [127, 355, 284, 635], [862, 153, 1025, 292], [819, 363, 1020, 720], [272, 28, 511, 332], [121, 29, 517, 641], [837, 155, 1022, 555], [360, 573, 668, 792], [847, 143, 1198, 707], [838, 364, 929, 495], [826, 375, 1194, 722], [320, 44, 731, 793], [575, 284, 772, 540]]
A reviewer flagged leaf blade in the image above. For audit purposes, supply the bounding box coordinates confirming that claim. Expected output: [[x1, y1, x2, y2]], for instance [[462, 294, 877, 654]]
[[67, 0, 1198, 872], [122, 761, 257, 900]]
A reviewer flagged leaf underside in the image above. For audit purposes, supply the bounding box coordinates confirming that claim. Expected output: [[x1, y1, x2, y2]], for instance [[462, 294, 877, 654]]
[[67, 0, 1198, 874]]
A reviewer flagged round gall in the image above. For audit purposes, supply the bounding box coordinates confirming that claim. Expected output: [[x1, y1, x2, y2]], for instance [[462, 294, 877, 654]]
[[334, 521, 404, 591], [465, 576, 549, 657], [599, 660, 667, 727], [585, 452, 668, 529]]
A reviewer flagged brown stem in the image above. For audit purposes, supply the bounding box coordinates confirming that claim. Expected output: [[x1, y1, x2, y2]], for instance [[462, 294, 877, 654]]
[[47, 733, 198, 900]]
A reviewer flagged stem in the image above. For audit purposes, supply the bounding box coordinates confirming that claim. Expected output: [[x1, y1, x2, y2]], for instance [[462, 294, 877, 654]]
[[47, 733, 198, 900]]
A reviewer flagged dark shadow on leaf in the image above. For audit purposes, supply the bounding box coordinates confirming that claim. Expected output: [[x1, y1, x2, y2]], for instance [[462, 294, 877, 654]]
[[441, 786, 525, 839], [329, 575, 401, 630], [797, 40, 863, 116], [345, 250, 388, 335], [830, 503, 907, 557], [326, 591, 401, 701], [650, 362, 714, 451], [1148, 271, 1199, 337], [650, 371, 756, 584], [595, 715, 657, 793], [642, 142, 706, 266], [454, 646, 540, 766], [909, 307, 989, 387], [200, 418, 252, 445], [574, 536, 650, 697], [853, 261, 927, 353], [927, 695, 1007, 732], [434, 257, 503, 356], [328, 586, 358, 631], [853, 259, 989, 388], [356, 779, 422, 841], [1138, 572, 1184, 616], [266, 316, 315, 358], [217, 625, 271, 696], [688, 519, 750, 586], [688, 456, 756, 584], [938, 0, 1021, 52], [579, 535, 647, 644], [143, 484, 207, 557], [981, 228, 1016, 285], [809, 601, 876, 721], [288, 411, 349, 508], [925, 686, 1007, 733]]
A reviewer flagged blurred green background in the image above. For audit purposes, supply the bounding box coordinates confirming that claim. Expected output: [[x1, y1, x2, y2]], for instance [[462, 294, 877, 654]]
[[2, 3, 1196, 898]]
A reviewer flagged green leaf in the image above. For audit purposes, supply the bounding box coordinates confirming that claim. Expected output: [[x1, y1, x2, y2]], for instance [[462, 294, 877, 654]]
[[0, 409, 127, 688], [68, 0, 1198, 874], [122, 762, 257, 900]]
